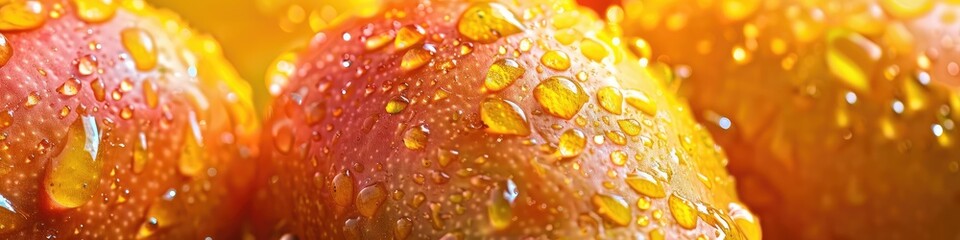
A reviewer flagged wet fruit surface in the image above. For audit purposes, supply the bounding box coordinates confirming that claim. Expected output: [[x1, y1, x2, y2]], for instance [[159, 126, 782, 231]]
[[253, 0, 758, 239], [621, 0, 960, 238], [0, 0, 258, 238]]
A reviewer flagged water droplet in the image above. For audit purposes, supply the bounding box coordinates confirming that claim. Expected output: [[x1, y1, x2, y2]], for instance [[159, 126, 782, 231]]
[[488, 179, 518, 230], [624, 89, 657, 116], [90, 78, 106, 102], [617, 119, 641, 136], [533, 76, 587, 119], [402, 124, 429, 150], [333, 171, 355, 208], [540, 50, 570, 71], [385, 96, 410, 114], [0, 193, 23, 233], [457, 2, 525, 43], [484, 58, 525, 92], [0, 110, 12, 129], [610, 151, 627, 166], [76, 54, 97, 76], [73, 0, 116, 23], [44, 115, 101, 208], [365, 32, 394, 51], [606, 131, 627, 145], [826, 31, 881, 92], [395, 25, 425, 51], [178, 111, 204, 176], [597, 86, 623, 114], [480, 97, 530, 136], [132, 132, 148, 173], [0, 33, 11, 67], [557, 129, 586, 158], [0, 0, 46, 31], [580, 38, 609, 62], [143, 79, 159, 108], [57, 77, 81, 96], [356, 183, 386, 218], [121, 27, 157, 71], [25, 91, 40, 107], [626, 171, 666, 198], [400, 44, 435, 72], [592, 194, 631, 226], [729, 202, 761, 240], [395, 218, 413, 239], [668, 194, 698, 229]]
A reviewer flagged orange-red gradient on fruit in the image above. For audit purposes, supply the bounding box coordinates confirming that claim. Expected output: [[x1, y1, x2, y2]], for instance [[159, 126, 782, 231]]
[[0, 0, 258, 238], [252, 0, 759, 239], [620, 0, 960, 238]]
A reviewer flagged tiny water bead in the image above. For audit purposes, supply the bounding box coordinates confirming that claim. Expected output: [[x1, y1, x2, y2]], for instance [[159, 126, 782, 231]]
[[484, 58, 525, 92], [480, 97, 530, 136], [533, 76, 587, 119], [121, 27, 158, 71], [0, 0, 46, 31], [457, 2, 524, 43], [44, 115, 101, 209]]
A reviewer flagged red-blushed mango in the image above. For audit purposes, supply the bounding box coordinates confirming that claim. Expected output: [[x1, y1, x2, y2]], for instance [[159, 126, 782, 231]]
[[252, 0, 760, 239], [0, 0, 258, 238]]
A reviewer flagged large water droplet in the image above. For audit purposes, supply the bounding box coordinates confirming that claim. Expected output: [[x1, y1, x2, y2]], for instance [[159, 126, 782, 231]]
[[395, 25, 425, 51], [332, 171, 355, 209], [597, 86, 623, 114], [540, 50, 571, 71], [592, 193, 631, 226], [57, 77, 81, 96], [400, 44, 435, 72], [457, 2, 525, 43], [668, 194, 698, 229], [623, 89, 657, 116], [480, 97, 530, 136], [484, 58, 525, 92], [0, 0, 46, 31], [402, 124, 429, 150], [44, 115, 101, 208], [74, 0, 117, 23], [626, 171, 666, 198], [356, 183, 387, 218], [533, 76, 587, 119], [557, 129, 586, 158], [488, 179, 518, 230], [121, 27, 158, 71]]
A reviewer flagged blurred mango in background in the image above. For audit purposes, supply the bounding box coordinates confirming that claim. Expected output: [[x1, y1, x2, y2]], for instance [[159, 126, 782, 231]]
[[619, 0, 960, 238], [147, 0, 382, 115]]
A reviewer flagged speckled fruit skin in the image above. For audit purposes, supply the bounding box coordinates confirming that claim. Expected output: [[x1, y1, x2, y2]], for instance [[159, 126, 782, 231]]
[[0, 0, 258, 238], [253, 0, 758, 239], [622, 0, 960, 239]]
